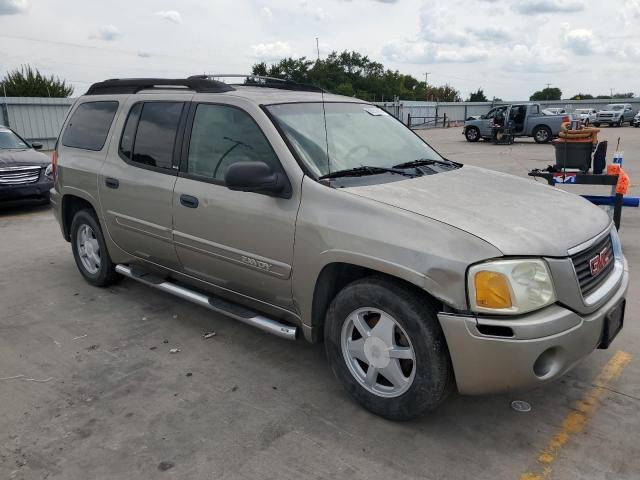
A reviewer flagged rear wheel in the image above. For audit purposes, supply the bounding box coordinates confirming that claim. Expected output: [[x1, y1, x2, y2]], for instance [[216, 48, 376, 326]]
[[533, 125, 552, 144], [324, 277, 453, 420], [71, 209, 120, 287], [464, 126, 480, 142], [593, 122, 600, 127]]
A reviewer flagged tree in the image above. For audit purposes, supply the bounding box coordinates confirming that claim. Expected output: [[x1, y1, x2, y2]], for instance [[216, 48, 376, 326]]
[[570, 93, 594, 100], [612, 92, 634, 98], [530, 87, 562, 101], [596, 95, 612, 99], [467, 88, 488, 102], [251, 50, 461, 103], [0, 64, 73, 97]]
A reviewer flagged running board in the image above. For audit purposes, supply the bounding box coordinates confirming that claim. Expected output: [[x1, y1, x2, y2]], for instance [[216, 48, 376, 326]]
[[115, 264, 297, 340]]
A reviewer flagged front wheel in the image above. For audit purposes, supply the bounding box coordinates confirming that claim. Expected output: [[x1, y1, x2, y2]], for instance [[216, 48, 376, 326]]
[[324, 277, 453, 420], [533, 125, 552, 144], [593, 122, 600, 127], [71, 209, 121, 287], [464, 126, 480, 142]]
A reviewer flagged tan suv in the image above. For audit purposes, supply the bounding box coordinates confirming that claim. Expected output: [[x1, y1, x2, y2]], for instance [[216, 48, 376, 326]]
[[52, 76, 628, 420]]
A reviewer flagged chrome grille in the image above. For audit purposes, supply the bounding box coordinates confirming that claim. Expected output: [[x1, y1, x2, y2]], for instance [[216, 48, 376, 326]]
[[571, 233, 614, 297], [0, 166, 41, 185]]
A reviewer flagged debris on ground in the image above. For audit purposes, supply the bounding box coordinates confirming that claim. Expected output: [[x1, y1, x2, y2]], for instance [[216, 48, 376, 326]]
[[169, 348, 181, 354], [0, 374, 53, 383], [186, 372, 192, 377], [142, 317, 147, 321], [86, 344, 99, 351], [149, 346, 157, 350], [203, 331, 216, 339], [163, 339, 169, 344], [157, 461, 175, 471], [231, 385, 238, 392], [72, 334, 87, 341], [172, 314, 178, 319], [510, 400, 532, 412]]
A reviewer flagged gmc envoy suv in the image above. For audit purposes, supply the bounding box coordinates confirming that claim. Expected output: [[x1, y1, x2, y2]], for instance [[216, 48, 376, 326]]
[[51, 76, 628, 420]]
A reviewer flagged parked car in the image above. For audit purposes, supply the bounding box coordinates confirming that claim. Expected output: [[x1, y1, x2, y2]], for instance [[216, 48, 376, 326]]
[[464, 103, 570, 143], [594, 104, 636, 127], [574, 108, 597, 125], [0, 126, 53, 203], [633, 111, 640, 127], [542, 107, 567, 115], [52, 77, 628, 420]]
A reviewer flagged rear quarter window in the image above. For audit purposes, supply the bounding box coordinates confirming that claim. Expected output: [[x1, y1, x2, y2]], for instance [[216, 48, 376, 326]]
[[62, 101, 119, 151]]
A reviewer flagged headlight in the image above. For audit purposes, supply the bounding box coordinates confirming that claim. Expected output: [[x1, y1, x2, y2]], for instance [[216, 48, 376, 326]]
[[467, 259, 556, 315], [44, 164, 53, 178]]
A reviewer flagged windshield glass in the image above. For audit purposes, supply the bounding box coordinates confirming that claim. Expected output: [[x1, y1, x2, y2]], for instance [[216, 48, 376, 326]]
[[606, 105, 624, 111], [0, 129, 29, 149], [266, 102, 443, 177], [575, 109, 589, 113]]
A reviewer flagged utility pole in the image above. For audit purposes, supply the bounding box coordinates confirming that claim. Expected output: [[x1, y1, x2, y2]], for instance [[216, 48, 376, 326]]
[[545, 83, 551, 100], [425, 72, 431, 86], [610, 87, 614, 98], [315, 37, 320, 61]]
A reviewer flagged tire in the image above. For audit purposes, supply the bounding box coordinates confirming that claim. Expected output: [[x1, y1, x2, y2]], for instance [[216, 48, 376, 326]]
[[593, 122, 600, 127], [464, 126, 480, 142], [324, 276, 453, 421], [70, 209, 121, 287], [615, 120, 622, 127], [533, 125, 552, 144]]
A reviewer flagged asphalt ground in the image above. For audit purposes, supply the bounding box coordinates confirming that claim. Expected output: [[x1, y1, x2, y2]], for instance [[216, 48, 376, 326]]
[[1, 125, 638, 479]]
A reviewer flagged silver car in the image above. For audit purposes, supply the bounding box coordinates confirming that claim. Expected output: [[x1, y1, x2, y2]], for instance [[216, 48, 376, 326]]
[[594, 103, 636, 127], [51, 76, 629, 420]]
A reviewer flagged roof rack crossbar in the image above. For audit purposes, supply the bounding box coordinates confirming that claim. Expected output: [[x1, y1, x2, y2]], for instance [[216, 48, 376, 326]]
[[190, 74, 326, 93], [85, 77, 236, 95]]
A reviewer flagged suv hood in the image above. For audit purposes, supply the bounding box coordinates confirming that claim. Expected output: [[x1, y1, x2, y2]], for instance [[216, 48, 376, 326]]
[[0, 148, 50, 168], [598, 110, 621, 115], [342, 165, 610, 257]]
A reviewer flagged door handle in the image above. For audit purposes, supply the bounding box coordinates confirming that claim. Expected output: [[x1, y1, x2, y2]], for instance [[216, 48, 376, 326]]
[[105, 177, 119, 189], [180, 194, 199, 208]]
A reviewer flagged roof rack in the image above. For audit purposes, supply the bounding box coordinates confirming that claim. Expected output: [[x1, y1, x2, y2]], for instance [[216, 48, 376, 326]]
[[85, 77, 236, 95], [189, 74, 326, 93]]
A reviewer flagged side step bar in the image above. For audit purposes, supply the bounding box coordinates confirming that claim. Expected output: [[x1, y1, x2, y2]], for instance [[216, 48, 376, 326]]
[[115, 264, 298, 340]]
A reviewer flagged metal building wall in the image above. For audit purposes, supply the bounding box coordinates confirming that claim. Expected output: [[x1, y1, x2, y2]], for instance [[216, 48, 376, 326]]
[[1, 97, 75, 150]]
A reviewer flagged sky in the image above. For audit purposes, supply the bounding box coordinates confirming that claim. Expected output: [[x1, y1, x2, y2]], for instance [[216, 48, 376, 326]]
[[0, 0, 638, 100]]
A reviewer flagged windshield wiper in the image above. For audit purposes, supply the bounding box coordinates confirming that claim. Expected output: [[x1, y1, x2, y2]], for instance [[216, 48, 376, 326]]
[[319, 165, 415, 180], [392, 158, 457, 169]]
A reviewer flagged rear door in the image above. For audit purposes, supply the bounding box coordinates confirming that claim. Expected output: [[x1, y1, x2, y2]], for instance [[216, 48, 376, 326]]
[[171, 100, 299, 309], [99, 94, 191, 269]]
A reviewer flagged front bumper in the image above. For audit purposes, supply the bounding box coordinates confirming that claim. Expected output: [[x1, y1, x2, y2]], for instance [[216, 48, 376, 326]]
[[0, 178, 53, 201], [438, 260, 629, 395]]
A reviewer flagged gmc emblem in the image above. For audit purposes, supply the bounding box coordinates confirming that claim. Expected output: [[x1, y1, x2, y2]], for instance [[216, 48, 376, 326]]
[[589, 248, 611, 277]]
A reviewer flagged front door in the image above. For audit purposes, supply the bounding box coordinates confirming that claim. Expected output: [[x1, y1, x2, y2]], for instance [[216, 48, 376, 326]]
[[172, 102, 299, 309], [99, 95, 190, 269]]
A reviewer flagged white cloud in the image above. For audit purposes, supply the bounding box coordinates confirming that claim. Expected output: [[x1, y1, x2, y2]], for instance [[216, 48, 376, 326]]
[[512, 0, 585, 15], [504, 43, 568, 72], [90, 25, 122, 41], [419, 5, 470, 45], [382, 39, 488, 63], [300, 1, 329, 20], [562, 28, 596, 55], [260, 6, 274, 20], [618, 0, 640, 26], [0, 0, 27, 15], [250, 41, 292, 60], [155, 10, 182, 24], [468, 26, 512, 42]]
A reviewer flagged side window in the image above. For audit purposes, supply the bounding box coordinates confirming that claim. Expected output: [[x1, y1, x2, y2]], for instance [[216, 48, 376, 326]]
[[129, 102, 184, 170], [187, 104, 280, 182], [485, 108, 497, 119], [530, 105, 539, 114], [62, 101, 118, 151]]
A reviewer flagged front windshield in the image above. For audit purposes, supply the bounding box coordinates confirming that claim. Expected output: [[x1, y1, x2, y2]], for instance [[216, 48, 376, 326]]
[[0, 129, 29, 149], [266, 102, 443, 177], [575, 109, 588, 114], [606, 105, 624, 111]]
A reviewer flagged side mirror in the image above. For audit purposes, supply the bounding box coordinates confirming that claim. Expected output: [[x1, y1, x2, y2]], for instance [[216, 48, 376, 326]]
[[31, 142, 43, 150], [225, 161, 290, 198]]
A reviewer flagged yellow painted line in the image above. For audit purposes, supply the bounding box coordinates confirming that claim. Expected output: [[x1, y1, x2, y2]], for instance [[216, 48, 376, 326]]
[[520, 350, 632, 480]]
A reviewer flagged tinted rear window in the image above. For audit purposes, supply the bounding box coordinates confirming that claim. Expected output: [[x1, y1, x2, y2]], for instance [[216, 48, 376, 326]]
[[131, 102, 184, 170], [62, 101, 119, 151]]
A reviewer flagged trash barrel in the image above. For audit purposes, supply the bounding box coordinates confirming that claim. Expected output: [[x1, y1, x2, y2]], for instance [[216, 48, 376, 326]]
[[552, 138, 593, 172]]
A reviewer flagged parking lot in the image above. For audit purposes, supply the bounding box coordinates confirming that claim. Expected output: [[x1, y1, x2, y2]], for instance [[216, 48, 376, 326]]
[[1, 127, 638, 480]]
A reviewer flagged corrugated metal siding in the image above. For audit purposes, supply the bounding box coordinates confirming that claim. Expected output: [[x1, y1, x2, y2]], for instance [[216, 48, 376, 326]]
[[1, 97, 75, 150]]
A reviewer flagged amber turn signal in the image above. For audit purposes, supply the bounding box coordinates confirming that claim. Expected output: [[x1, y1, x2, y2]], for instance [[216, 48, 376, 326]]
[[474, 271, 512, 309]]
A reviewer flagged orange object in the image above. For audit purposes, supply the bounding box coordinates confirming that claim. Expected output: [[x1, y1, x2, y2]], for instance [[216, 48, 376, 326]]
[[606, 164, 629, 195], [474, 271, 512, 309]]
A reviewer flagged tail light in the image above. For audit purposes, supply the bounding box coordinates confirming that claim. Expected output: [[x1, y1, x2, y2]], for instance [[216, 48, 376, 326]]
[[562, 115, 570, 123], [51, 149, 58, 180]]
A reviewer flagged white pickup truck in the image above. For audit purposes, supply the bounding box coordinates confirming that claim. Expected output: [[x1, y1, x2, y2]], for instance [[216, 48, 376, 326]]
[[463, 103, 570, 144]]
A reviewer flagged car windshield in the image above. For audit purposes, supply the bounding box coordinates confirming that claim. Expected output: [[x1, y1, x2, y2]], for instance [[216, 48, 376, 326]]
[[266, 102, 444, 178], [0, 129, 29, 149], [575, 109, 589, 113], [606, 105, 624, 111]]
